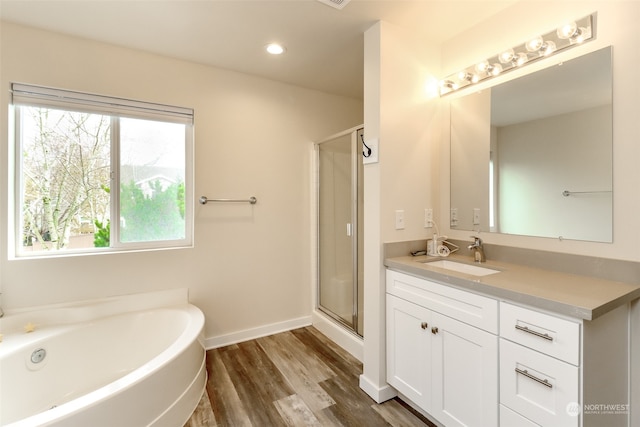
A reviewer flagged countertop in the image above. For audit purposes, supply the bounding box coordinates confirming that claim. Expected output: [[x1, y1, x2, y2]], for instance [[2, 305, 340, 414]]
[[385, 254, 640, 321]]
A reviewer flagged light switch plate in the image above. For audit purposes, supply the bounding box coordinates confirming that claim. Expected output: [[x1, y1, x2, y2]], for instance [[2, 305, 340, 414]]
[[395, 210, 405, 230], [424, 208, 433, 228], [473, 208, 480, 225], [450, 208, 458, 227]]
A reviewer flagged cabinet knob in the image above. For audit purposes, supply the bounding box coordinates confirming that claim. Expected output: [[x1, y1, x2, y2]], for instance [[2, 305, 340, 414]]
[[420, 322, 428, 330], [431, 326, 439, 334]]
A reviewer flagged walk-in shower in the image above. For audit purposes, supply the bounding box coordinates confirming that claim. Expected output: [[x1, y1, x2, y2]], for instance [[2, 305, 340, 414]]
[[315, 126, 363, 337]]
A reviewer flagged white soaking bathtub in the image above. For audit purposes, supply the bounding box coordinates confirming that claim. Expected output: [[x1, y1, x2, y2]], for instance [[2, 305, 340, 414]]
[[0, 289, 207, 427]]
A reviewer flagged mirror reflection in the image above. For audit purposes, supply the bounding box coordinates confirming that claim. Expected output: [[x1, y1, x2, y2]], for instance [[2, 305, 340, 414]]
[[450, 46, 612, 242]]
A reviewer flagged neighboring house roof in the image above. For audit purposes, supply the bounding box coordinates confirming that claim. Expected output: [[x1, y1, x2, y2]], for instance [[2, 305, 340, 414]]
[[120, 165, 183, 187]]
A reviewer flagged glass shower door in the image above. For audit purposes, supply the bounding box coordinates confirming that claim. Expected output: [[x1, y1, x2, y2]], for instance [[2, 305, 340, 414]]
[[317, 128, 363, 335]]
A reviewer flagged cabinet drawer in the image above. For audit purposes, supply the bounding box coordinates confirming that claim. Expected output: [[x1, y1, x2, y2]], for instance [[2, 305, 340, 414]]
[[500, 302, 580, 365], [500, 405, 540, 427], [500, 339, 579, 427], [386, 270, 498, 333]]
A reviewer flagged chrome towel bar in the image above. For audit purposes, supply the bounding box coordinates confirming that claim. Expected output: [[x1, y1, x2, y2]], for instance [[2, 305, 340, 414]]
[[199, 196, 257, 205]]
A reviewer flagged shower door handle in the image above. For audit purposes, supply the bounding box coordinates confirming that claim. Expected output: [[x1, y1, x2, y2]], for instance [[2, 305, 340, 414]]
[[346, 223, 352, 237]]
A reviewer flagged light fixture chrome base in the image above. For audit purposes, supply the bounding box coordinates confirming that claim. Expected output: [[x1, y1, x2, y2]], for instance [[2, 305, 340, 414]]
[[439, 13, 596, 96]]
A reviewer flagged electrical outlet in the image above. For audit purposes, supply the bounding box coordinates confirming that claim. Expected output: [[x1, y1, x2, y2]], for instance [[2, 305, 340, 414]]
[[424, 208, 433, 228], [395, 210, 405, 230], [473, 208, 480, 225]]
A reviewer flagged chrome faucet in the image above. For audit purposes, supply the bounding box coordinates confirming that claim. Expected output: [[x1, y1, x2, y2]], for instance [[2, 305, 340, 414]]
[[468, 236, 486, 263]]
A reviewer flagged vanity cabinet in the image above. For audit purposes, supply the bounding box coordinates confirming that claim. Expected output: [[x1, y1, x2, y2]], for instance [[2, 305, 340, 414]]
[[386, 268, 630, 427], [386, 270, 498, 427], [499, 302, 580, 427], [498, 301, 629, 427]]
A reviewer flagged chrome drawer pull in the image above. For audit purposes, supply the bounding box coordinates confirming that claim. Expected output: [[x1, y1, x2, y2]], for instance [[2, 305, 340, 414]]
[[515, 325, 553, 341], [515, 368, 553, 388]]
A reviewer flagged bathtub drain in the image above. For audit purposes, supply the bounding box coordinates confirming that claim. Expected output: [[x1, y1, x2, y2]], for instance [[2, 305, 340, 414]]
[[31, 348, 47, 364]]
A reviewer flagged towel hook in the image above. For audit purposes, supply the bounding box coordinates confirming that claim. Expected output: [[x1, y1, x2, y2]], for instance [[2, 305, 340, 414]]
[[360, 134, 372, 158]]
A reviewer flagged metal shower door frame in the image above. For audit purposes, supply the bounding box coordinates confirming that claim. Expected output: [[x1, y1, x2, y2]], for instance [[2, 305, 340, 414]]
[[315, 125, 363, 336]]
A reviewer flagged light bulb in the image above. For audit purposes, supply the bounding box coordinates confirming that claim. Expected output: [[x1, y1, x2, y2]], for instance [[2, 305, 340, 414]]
[[475, 61, 489, 74], [439, 80, 458, 91], [572, 27, 588, 44], [265, 43, 285, 55], [489, 63, 503, 76], [541, 41, 556, 56], [458, 72, 479, 84], [557, 22, 578, 39], [515, 52, 528, 66], [525, 36, 543, 52], [498, 49, 515, 64]]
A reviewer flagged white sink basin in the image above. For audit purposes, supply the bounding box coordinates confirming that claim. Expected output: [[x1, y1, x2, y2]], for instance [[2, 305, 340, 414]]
[[421, 259, 500, 277]]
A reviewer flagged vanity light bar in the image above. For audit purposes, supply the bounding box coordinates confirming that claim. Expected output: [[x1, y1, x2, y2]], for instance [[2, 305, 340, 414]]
[[439, 13, 595, 96]]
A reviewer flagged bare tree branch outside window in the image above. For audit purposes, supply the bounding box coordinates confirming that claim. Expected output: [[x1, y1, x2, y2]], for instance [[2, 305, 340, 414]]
[[21, 107, 110, 249]]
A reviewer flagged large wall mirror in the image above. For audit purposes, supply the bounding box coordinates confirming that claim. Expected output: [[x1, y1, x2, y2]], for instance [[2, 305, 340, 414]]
[[450, 46, 612, 242]]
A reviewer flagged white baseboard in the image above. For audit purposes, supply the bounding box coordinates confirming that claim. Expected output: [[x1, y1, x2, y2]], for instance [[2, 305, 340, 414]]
[[359, 374, 397, 403], [311, 310, 363, 362], [204, 316, 312, 350]]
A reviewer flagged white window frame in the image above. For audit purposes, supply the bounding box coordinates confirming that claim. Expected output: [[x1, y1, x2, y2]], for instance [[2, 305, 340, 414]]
[[11, 83, 194, 258]]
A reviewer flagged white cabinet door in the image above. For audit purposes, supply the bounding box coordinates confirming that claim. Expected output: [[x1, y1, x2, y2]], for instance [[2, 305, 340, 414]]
[[431, 311, 498, 427], [386, 294, 431, 410]]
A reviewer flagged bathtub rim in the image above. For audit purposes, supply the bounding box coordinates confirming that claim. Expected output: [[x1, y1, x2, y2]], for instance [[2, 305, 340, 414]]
[[0, 289, 206, 427], [0, 288, 190, 335]]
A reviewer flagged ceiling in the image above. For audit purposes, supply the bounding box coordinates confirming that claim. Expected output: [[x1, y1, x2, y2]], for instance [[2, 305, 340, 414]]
[[0, 0, 518, 100]]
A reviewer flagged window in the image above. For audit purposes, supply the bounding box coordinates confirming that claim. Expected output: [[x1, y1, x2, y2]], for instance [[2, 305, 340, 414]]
[[11, 84, 194, 257]]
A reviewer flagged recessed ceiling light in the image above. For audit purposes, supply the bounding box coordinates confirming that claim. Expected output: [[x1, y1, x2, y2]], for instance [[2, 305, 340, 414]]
[[266, 43, 286, 55]]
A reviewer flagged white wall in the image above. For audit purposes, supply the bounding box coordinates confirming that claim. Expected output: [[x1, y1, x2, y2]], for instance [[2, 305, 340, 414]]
[[360, 20, 440, 402], [0, 22, 363, 344]]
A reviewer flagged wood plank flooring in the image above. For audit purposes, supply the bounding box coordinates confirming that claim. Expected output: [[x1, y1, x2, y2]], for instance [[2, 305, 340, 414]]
[[185, 326, 436, 427]]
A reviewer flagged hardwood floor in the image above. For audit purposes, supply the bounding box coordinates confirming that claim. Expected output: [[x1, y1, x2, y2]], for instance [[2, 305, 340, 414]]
[[185, 326, 436, 427]]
